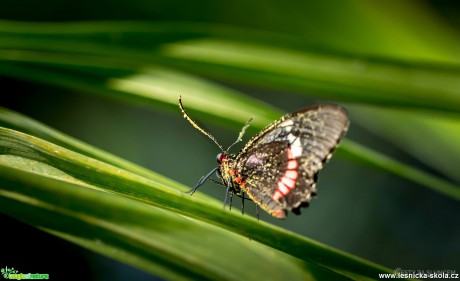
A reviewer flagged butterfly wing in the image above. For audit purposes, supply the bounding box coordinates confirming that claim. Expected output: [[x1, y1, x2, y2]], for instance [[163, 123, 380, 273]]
[[236, 105, 349, 218]]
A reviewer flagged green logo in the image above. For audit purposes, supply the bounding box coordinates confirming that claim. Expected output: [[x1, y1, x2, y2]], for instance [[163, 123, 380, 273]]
[[1, 267, 18, 279], [1, 266, 49, 280]]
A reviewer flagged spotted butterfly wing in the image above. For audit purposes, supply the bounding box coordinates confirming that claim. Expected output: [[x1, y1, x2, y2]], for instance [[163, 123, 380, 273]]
[[234, 105, 349, 218]]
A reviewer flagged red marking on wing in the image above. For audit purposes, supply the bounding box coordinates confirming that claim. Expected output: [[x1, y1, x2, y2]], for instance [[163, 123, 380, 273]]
[[277, 181, 289, 195], [281, 177, 296, 189], [273, 209, 286, 219], [272, 147, 300, 201], [284, 170, 298, 180], [287, 159, 297, 169], [273, 190, 283, 201]]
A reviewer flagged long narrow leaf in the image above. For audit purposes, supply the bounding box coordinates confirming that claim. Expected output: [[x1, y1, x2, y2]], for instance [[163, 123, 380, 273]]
[[0, 21, 460, 113], [349, 105, 460, 183], [0, 163, 312, 281], [1, 81, 458, 203], [0, 126, 391, 279]]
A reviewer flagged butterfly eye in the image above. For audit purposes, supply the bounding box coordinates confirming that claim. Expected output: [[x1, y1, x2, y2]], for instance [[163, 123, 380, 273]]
[[216, 153, 226, 164]]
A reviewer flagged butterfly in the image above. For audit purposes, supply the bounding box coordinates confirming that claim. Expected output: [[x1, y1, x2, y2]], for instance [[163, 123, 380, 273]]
[[179, 97, 349, 219]]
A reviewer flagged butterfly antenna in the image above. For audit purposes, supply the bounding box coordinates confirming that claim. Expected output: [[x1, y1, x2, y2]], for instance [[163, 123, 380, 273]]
[[179, 96, 224, 152], [226, 117, 253, 151]]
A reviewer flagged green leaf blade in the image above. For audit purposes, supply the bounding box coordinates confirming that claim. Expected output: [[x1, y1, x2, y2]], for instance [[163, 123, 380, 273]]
[[0, 163, 312, 281], [0, 126, 392, 279]]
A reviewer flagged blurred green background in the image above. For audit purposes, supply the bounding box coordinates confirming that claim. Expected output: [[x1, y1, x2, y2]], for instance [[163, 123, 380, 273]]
[[1, 0, 459, 280]]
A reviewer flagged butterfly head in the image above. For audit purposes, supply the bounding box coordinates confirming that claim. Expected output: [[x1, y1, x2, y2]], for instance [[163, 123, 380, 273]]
[[216, 152, 227, 164]]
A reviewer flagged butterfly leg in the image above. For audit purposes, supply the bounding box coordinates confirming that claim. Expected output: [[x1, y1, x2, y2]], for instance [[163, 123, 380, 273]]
[[229, 192, 234, 210], [208, 178, 226, 187], [241, 192, 245, 215], [256, 204, 260, 220], [223, 178, 232, 210], [187, 166, 219, 195]]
